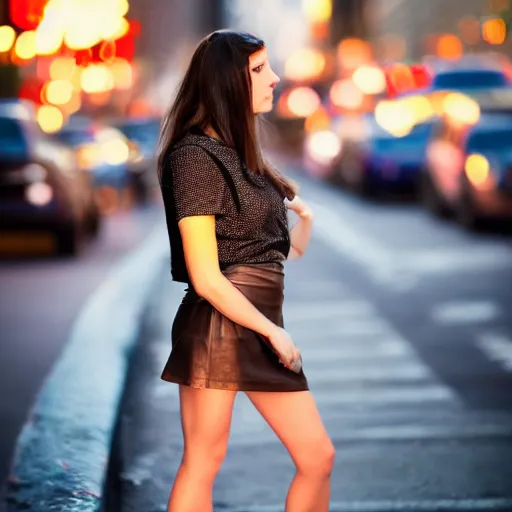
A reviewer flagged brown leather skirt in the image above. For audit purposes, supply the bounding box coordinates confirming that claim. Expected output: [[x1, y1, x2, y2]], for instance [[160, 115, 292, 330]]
[[161, 262, 309, 392]]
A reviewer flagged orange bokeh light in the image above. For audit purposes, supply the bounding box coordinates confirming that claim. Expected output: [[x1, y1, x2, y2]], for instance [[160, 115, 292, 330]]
[[482, 18, 507, 45], [436, 34, 463, 60]]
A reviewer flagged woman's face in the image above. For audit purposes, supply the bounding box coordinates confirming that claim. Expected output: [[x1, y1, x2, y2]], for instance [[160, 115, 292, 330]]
[[249, 47, 280, 114]]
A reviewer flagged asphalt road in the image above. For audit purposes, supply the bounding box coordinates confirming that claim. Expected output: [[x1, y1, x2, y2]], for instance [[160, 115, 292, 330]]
[[113, 162, 512, 511], [0, 202, 162, 505]]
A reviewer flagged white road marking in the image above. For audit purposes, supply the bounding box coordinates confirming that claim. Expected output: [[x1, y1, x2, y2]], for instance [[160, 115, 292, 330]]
[[284, 299, 376, 321], [311, 384, 454, 406], [227, 418, 512, 444], [431, 301, 502, 325], [303, 363, 431, 382], [299, 339, 414, 360], [219, 498, 512, 512], [308, 198, 512, 286], [475, 332, 512, 371], [405, 246, 512, 274], [309, 200, 394, 270]]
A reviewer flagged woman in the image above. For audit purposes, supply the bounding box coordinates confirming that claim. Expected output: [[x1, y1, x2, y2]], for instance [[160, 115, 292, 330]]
[[157, 29, 335, 512]]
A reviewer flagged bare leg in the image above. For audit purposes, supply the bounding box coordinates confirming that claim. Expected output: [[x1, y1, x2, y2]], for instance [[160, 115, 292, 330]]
[[245, 390, 335, 512], [167, 385, 237, 512]]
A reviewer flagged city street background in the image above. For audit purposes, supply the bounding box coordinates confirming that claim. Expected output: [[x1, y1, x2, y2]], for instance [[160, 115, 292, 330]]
[[1, 0, 512, 511]]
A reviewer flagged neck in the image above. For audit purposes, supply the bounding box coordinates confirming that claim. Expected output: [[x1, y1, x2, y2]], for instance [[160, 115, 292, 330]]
[[204, 126, 220, 140]]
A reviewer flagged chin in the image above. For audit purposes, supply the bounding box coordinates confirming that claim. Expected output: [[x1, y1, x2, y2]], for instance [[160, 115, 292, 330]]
[[255, 101, 273, 114]]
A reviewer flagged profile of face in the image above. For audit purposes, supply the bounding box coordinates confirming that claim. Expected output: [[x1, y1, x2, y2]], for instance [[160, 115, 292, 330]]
[[249, 47, 280, 115]]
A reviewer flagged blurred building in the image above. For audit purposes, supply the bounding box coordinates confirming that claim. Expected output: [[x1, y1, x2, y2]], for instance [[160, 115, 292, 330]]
[[127, 0, 224, 113], [368, 0, 512, 61], [330, 0, 371, 42]]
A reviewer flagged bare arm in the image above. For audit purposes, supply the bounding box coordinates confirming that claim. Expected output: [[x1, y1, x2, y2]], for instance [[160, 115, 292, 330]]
[[286, 196, 313, 260], [178, 215, 278, 338], [287, 215, 313, 260]]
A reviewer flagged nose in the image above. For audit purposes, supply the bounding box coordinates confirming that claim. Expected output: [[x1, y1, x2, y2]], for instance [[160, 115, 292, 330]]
[[270, 71, 280, 89]]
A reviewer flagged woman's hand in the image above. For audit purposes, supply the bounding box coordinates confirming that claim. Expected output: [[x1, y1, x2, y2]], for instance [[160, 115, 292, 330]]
[[266, 326, 302, 373], [284, 195, 313, 220]]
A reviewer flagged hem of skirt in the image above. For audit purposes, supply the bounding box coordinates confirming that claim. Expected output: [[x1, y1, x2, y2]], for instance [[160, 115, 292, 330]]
[[160, 374, 309, 392]]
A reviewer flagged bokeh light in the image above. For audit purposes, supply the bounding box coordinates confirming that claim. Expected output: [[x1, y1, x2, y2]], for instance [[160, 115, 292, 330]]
[[352, 65, 387, 95], [442, 93, 481, 125], [302, 0, 332, 23], [49, 57, 77, 81], [482, 19, 507, 45], [287, 87, 321, 118], [305, 130, 342, 165], [375, 99, 415, 137], [465, 153, 490, 186], [436, 34, 463, 60], [44, 80, 74, 105], [25, 182, 53, 206], [14, 30, 37, 60], [81, 64, 115, 93], [330, 79, 364, 110], [337, 38, 372, 70], [36, 105, 64, 133], [284, 48, 326, 81], [0, 25, 17, 53], [110, 58, 133, 89], [35, 19, 63, 55], [304, 106, 331, 134]]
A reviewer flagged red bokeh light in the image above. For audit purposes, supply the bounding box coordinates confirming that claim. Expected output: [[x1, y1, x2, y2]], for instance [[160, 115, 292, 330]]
[[9, 0, 48, 31]]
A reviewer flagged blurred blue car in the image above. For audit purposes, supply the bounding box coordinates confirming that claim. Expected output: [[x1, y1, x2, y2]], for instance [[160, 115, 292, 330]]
[[112, 117, 161, 202], [54, 116, 138, 190], [430, 68, 510, 91], [331, 114, 434, 197], [423, 112, 512, 229]]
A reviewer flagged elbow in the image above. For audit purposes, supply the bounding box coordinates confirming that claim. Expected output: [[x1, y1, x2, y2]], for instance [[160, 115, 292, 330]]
[[287, 246, 303, 261], [191, 272, 224, 300]]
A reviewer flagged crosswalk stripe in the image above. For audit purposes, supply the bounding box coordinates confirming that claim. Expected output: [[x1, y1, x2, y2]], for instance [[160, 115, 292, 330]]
[[227, 421, 512, 444], [303, 363, 431, 382], [284, 299, 376, 321], [299, 339, 414, 360], [311, 384, 455, 405], [291, 319, 391, 337], [475, 331, 512, 371], [216, 497, 512, 512]]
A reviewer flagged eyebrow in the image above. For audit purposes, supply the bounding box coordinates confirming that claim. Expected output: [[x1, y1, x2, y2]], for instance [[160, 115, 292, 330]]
[[251, 59, 267, 68]]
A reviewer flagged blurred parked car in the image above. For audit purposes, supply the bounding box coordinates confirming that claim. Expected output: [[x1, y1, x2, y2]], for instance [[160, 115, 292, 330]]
[[338, 115, 433, 197], [111, 117, 161, 203], [306, 112, 433, 197], [422, 112, 512, 229], [0, 101, 100, 256], [54, 116, 144, 199], [429, 68, 511, 92]]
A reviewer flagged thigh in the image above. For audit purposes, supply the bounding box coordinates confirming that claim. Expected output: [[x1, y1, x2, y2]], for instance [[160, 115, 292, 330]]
[[179, 385, 237, 454], [245, 390, 332, 465]]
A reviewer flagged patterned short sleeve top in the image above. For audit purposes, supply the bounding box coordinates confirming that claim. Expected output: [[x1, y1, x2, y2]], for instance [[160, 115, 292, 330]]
[[159, 128, 295, 284]]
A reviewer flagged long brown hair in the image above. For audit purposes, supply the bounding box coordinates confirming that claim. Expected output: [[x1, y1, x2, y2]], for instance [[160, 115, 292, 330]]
[[157, 29, 298, 200]]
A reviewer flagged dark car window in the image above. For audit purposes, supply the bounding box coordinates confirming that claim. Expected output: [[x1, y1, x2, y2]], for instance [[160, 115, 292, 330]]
[[0, 117, 29, 158], [433, 71, 508, 90], [55, 129, 95, 147], [118, 121, 160, 144], [373, 122, 433, 149], [467, 129, 512, 150]]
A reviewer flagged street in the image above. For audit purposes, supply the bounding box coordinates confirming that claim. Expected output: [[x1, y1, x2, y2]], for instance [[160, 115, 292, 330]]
[[0, 203, 162, 503], [112, 164, 512, 512]]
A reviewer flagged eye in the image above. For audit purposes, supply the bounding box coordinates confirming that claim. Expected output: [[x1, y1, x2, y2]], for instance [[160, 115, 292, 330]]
[[252, 64, 264, 73]]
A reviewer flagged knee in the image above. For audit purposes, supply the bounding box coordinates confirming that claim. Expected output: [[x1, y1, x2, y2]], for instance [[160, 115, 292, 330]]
[[296, 437, 336, 478], [183, 442, 228, 477]]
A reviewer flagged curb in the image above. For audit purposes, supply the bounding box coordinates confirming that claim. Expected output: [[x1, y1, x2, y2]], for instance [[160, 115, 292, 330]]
[[5, 224, 168, 511]]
